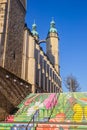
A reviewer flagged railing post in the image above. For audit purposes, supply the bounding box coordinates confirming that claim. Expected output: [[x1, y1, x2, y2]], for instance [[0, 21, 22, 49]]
[[33, 114, 34, 127]]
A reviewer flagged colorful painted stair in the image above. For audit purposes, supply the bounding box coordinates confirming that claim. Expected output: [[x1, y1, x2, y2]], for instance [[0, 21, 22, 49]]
[[0, 92, 87, 130]]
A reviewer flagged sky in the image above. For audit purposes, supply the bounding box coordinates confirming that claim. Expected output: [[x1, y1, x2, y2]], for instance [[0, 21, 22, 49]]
[[25, 0, 87, 92]]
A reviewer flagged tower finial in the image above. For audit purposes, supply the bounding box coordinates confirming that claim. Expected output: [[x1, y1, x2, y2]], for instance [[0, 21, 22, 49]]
[[32, 20, 39, 39], [48, 18, 57, 33]]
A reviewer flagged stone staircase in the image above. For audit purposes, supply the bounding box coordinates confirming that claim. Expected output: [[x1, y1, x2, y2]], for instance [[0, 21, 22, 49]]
[[0, 92, 87, 130]]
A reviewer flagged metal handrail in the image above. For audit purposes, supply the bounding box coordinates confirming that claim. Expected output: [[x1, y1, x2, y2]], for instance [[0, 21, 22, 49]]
[[25, 109, 39, 130], [10, 93, 60, 129]]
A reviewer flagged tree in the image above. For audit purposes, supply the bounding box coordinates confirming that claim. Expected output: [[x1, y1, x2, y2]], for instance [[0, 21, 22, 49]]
[[64, 75, 81, 92]]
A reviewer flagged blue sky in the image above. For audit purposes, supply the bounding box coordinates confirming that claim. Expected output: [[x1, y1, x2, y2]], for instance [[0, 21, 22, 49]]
[[25, 0, 87, 92]]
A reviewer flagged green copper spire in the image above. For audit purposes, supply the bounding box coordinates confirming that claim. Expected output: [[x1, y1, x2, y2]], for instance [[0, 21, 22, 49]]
[[32, 21, 39, 37], [49, 18, 57, 33]]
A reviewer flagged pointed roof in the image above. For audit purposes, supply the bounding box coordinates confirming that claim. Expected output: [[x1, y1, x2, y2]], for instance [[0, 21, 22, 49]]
[[31, 21, 39, 37], [49, 18, 57, 33]]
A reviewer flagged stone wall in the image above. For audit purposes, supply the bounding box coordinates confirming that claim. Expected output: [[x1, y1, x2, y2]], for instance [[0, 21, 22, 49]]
[[0, 0, 8, 66], [0, 66, 32, 121], [19, 0, 26, 9], [0, 91, 14, 121], [4, 0, 26, 77]]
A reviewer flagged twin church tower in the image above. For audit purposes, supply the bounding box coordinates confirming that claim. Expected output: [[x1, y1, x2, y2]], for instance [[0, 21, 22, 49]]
[[0, 0, 62, 92], [32, 19, 60, 74]]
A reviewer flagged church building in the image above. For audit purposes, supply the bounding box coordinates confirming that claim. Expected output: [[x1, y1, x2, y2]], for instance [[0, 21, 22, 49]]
[[0, 0, 62, 93]]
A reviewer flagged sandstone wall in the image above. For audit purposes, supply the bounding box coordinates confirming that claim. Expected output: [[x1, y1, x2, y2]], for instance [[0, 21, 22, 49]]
[[4, 0, 26, 77], [0, 66, 32, 121]]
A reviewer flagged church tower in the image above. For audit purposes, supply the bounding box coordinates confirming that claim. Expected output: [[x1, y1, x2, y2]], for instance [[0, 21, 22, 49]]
[[0, 0, 26, 77], [31, 22, 39, 41], [46, 19, 60, 74]]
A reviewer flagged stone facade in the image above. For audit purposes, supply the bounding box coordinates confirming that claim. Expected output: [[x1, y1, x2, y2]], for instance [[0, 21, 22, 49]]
[[35, 43, 62, 93], [46, 32, 60, 74], [0, 0, 26, 77], [0, 66, 32, 121], [0, 0, 62, 93], [0, 0, 8, 66], [21, 28, 62, 93], [20, 0, 26, 9]]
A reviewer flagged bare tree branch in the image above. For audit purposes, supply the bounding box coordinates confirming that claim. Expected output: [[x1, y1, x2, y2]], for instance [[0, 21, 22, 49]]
[[64, 74, 81, 92]]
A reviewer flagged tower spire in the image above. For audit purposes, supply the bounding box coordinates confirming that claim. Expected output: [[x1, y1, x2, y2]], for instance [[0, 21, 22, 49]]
[[31, 20, 39, 40], [49, 18, 57, 34], [46, 19, 60, 74]]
